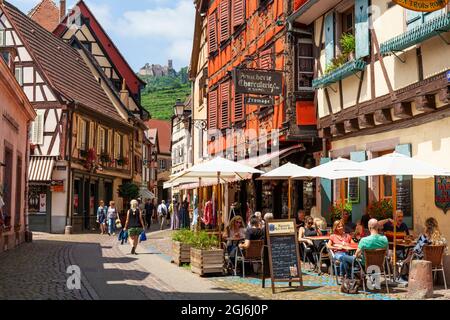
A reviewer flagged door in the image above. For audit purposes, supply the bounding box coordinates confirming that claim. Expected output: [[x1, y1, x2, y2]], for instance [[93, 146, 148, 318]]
[[3, 146, 13, 227], [84, 180, 90, 230]]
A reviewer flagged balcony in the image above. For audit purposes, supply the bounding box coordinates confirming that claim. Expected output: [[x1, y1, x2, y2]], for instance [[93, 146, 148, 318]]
[[380, 12, 450, 56], [312, 59, 367, 89]]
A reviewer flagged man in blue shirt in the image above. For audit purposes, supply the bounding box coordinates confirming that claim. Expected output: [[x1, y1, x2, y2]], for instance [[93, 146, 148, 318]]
[[379, 210, 409, 235]]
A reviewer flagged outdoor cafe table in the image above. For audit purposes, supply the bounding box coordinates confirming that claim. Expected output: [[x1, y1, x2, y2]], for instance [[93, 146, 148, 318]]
[[304, 235, 330, 241], [330, 243, 359, 253]]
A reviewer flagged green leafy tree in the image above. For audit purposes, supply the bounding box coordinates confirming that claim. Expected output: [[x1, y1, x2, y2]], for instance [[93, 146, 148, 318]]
[[118, 183, 140, 210]]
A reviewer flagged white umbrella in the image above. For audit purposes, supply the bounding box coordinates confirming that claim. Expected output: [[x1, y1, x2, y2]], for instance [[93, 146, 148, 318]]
[[359, 152, 449, 177], [258, 162, 312, 219], [294, 157, 371, 180]]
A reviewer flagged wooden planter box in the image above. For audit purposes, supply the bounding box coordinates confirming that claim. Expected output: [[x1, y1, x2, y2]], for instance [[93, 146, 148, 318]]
[[190, 247, 224, 276], [172, 241, 192, 266]]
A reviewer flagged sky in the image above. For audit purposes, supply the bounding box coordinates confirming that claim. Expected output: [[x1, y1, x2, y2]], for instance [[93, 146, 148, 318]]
[[11, 0, 195, 72]]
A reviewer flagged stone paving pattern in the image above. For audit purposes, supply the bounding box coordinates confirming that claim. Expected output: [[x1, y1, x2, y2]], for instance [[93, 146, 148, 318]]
[[1, 222, 449, 300]]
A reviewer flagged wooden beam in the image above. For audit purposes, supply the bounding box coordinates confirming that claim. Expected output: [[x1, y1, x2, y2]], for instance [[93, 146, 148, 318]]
[[344, 118, 359, 133], [415, 94, 436, 112], [319, 127, 331, 138], [393, 101, 413, 119], [358, 113, 375, 129], [330, 123, 345, 137], [438, 87, 449, 104], [374, 109, 393, 124]]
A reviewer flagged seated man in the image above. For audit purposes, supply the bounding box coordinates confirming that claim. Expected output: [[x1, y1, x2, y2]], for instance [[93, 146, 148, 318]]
[[342, 209, 356, 234], [379, 209, 409, 260], [340, 218, 389, 279], [296, 209, 306, 229], [230, 216, 264, 267]]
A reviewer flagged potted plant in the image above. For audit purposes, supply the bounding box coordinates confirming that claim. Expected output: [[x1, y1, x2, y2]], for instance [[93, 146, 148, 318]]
[[100, 153, 111, 164], [172, 229, 194, 266], [339, 33, 356, 60], [79, 149, 88, 158], [116, 157, 124, 166], [367, 199, 393, 221], [330, 201, 352, 222], [189, 231, 224, 276]]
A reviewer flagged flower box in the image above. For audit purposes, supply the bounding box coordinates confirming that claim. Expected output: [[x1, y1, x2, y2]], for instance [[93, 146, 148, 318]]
[[172, 241, 192, 266], [190, 247, 224, 276]]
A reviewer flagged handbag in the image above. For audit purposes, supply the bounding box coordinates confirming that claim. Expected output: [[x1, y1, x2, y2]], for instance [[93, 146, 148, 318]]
[[340, 278, 360, 294], [139, 231, 147, 242], [115, 218, 122, 229]]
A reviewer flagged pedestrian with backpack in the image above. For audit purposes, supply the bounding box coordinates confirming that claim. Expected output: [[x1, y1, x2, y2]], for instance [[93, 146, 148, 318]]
[[157, 200, 168, 230]]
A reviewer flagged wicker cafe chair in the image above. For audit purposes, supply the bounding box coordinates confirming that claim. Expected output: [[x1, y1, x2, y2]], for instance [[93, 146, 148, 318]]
[[352, 248, 391, 294], [423, 245, 447, 290], [234, 240, 264, 278]]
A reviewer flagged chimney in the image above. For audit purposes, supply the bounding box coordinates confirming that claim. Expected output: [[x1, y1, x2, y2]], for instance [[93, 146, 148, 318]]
[[60, 0, 66, 22], [120, 79, 129, 108]]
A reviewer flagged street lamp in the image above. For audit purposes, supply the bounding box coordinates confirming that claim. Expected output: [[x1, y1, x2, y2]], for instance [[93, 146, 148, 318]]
[[174, 99, 185, 118]]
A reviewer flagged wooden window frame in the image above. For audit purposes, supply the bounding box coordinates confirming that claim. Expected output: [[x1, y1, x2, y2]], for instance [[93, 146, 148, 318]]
[[296, 37, 314, 91]]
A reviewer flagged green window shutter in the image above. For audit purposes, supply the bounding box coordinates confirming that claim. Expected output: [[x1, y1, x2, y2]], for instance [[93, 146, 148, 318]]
[[324, 12, 335, 67], [406, 10, 422, 30], [320, 157, 332, 225], [355, 0, 369, 58], [395, 143, 413, 228]]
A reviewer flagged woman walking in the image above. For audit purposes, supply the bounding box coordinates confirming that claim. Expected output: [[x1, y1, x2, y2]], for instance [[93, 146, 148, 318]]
[[107, 201, 118, 236], [124, 199, 145, 255], [96, 200, 107, 234], [170, 198, 180, 230]]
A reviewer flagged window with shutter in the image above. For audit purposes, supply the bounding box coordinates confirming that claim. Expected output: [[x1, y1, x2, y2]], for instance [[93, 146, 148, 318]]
[[79, 119, 87, 151], [114, 133, 119, 159], [259, 48, 273, 70], [107, 129, 112, 155], [232, 82, 244, 122], [232, 0, 245, 29], [31, 110, 45, 145], [208, 89, 218, 130], [208, 12, 218, 54], [297, 38, 314, 90], [219, 0, 230, 43], [89, 122, 94, 149], [219, 81, 230, 129], [97, 127, 106, 154]]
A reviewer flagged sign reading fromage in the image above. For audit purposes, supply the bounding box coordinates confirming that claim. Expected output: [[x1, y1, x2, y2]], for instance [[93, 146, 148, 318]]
[[233, 69, 282, 96], [393, 0, 448, 12]]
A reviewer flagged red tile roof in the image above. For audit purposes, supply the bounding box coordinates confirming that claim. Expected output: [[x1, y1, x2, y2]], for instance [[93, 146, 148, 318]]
[[3, 1, 129, 125], [146, 119, 171, 154], [28, 0, 59, 33]]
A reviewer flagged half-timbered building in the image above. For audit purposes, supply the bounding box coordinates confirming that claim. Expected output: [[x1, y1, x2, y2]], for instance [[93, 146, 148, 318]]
[[201, 0, 320, 217], [0, 1, 139, 233], [291, 1, 450, 279]]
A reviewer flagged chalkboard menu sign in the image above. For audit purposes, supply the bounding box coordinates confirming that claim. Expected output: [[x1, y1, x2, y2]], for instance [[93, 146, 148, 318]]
[[348, 178, 360, 204], [263, 219, 303, 293], [396, 178, 412, 217]]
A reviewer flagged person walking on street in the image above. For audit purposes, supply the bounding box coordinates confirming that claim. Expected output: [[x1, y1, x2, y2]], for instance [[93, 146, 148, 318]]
[[169, 198, 180, 230], [124, 199, 145, 255], [96, 200, 107, 234], [144, 199, 155, 230], [107, 201, 118, 236], [180, 197, 190, 229], [157, 200, 168, 230]]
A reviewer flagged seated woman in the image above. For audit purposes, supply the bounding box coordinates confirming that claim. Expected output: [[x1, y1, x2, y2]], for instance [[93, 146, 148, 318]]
[[327, 220, 356, 279], [399, 217, 448, 282], [352, 221, 368, 243], [298, 216, 324, 264], [223, 215, 246, 255], [230, 216, 263, 267]]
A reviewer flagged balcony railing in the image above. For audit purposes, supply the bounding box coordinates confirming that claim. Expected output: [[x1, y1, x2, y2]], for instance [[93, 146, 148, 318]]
[[312, 59, 367, 89], [380, 12, 450, 56]]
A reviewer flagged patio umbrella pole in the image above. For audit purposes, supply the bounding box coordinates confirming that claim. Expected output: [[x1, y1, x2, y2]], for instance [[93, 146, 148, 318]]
[[288, 178, 291, 220], [218, 172, 222, 244]]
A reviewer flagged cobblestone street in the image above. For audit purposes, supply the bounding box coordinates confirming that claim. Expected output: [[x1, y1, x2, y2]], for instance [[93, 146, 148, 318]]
[[1, 225, 449, 300]]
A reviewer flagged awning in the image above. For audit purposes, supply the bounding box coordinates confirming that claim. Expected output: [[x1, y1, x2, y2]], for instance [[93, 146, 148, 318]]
[[288, 0, 341, 25], [238, 144, 304, 170], [312, 59, 367, 89], [139, 187, 155, 200], [28, 156, 56, 182]]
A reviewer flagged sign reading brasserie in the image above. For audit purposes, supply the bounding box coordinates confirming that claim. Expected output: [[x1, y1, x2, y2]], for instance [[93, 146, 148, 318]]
[[263, 219, 303, 294], [233, 68, 282, 96], [244, 96, 274, 106], [435, 176, 450, 213], [393, 0, 448, 12]]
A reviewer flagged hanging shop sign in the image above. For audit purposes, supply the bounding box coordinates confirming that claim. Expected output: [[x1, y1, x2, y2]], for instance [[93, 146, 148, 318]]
[[435, 176, 450, 214], [393, 0, 448, 12], [50, 180, 64, 192], [263, 219, 303, 294], [245, 96, 274, 106], [233, 69, 283, 96]]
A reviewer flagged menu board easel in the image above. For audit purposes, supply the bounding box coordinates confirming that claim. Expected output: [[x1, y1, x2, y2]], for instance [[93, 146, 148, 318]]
[[262, 219, 303, 294]]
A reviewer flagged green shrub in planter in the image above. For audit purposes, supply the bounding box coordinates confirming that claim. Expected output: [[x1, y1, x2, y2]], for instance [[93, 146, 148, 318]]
[[187, 230, 219, 250]]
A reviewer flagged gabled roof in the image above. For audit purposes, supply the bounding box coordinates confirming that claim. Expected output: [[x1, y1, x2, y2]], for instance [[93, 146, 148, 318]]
[[146, 119, 171, 154], [28, 0, 59, 32], [54, 0, 146, 95], [2, 1, 129, 126]]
